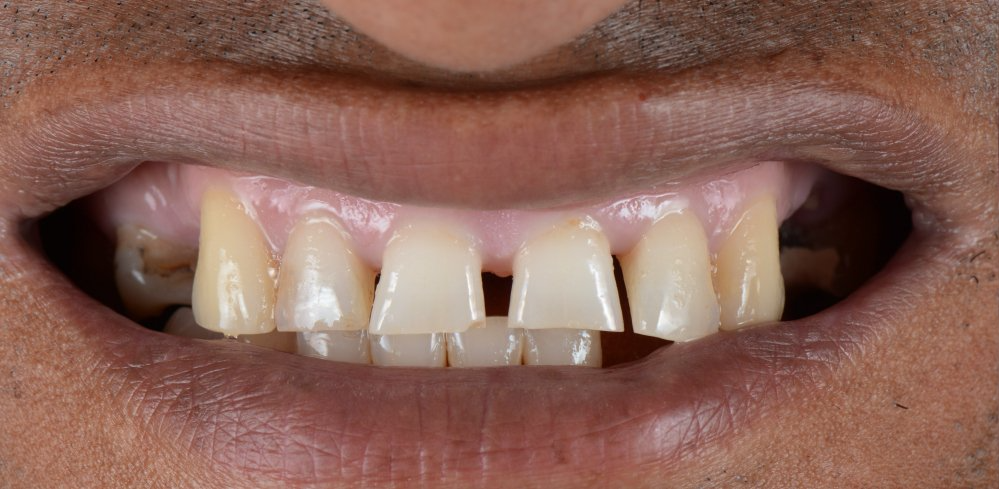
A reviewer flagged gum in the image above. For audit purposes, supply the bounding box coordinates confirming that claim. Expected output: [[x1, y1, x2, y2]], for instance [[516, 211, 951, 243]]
[[90, 161, 820, 276]]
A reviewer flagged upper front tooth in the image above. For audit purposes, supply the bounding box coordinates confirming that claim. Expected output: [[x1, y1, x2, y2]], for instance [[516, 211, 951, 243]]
[[715, 196, 785, 330], [192, 188, 277, 336], [368, 221, 485, 335], [509, 218, 624, 332], [115, 225, 196, 319], [619, 211, 720, 342], [275, 215, 375, 332]]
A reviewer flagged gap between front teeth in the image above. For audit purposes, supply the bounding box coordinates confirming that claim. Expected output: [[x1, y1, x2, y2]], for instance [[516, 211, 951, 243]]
[[128, 187, 789, 367]]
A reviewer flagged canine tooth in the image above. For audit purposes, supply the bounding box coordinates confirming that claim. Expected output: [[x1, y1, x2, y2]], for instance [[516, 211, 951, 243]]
[[509, 218, 624, 332], [370, 333, 447, 367], [191, 188, 277, 335], [369, 222, 485, 335], [297, 331, 371, 364], [115, 226, 196, 319], [523, 329, 601, 367], [164, 307, 223, 340], [276, 215, 374, 332], [619, 211, 720, 342], [715, 196, 785, 330], [446, 316, 524, 367]]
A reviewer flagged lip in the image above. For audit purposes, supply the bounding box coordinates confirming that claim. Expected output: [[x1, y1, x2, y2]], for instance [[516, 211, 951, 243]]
[[0, 61, 987, 486]]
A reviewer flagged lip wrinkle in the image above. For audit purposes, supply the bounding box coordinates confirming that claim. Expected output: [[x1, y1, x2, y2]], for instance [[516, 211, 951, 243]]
[[0, 227, 925, 486], [0, 63, 985, 230], [0, 62, 994, 487]]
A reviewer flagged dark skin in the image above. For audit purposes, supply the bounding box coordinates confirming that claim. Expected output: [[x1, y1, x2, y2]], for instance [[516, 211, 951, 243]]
[[0, 1, 996, 487]]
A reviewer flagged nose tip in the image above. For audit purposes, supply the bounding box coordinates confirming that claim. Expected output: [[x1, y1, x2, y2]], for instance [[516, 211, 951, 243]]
[[318, 0, 628, 72]]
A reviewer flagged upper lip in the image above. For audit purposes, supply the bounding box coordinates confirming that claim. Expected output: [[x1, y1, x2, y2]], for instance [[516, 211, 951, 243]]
[[0, 62, 984, 486], [0, 62, 982, 223]]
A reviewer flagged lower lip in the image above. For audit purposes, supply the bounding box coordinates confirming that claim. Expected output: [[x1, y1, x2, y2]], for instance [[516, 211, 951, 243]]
[[21, 225, 928, 486]]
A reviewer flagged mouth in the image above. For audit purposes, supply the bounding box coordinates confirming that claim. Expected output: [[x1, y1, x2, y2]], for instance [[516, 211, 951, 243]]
[[1, 61, 984, 485]]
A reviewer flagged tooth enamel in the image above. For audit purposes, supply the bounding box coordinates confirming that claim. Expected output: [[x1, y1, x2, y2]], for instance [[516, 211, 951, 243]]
[[297, 331, 372, 364], [369, 221, 485, 335], [446, 316, 524, 367], [275, 215, 375, 332], [115, 226, 196, 319], [370, 333, 447, 367], [619, 211, 720, 341], [164, 307, 224, 340], [715, 196, 785, 330], [191, 188, 277, 335], [523, 329, 601, 367], [509, 218, 624, 332], [235, 331, 298, 353], [165, 307, 295, 352]]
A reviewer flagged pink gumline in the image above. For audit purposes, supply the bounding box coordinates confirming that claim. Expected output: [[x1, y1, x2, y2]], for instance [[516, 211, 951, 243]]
[[92, 161, 819, 276]]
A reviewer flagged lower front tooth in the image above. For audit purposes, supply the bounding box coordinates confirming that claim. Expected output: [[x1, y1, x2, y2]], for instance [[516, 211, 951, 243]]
[[164, 307, 223, 340], [297, 331, 371, 364], [523, 329, 601, 367], [715, 196, 785, 330], [446, 317, 524, 367], [115, 226, 196, 319], [370, 333, 447, 367], [192, 188, 277, 336]]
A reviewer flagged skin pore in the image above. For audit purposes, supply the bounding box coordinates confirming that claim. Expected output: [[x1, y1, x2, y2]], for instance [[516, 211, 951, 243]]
[[0, 1, 996, 487]]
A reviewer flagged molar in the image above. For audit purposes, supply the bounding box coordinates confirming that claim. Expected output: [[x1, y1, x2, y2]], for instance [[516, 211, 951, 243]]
[[509, 218, 624, 332], [715, 196, 785, 330], [191, 188, 277, 335], [446, 316, 524, 367], [115, 225, 196, 319], [619, 211, 720, 341], [275, 215, 375, 332], [368, 221, 485, 335]]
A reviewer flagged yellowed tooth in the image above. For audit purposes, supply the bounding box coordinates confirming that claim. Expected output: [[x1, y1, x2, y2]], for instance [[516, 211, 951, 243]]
[[523, 329, 601, 367], [369, 221, 485, 335], [276, 215, 375, 332], [297, 331, 371, 364], [509, 218, 624, 332], [619, 211, 720, 342], [446, 316, 524, 367], [715, 196, 784, 330], [191, 188, 277, 335], [115, 225, 196, 319], [370, 333, 447, 367]]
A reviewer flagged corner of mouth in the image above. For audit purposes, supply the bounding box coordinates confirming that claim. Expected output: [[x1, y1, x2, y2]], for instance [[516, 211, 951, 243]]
[[2, 66, 992, 486]]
